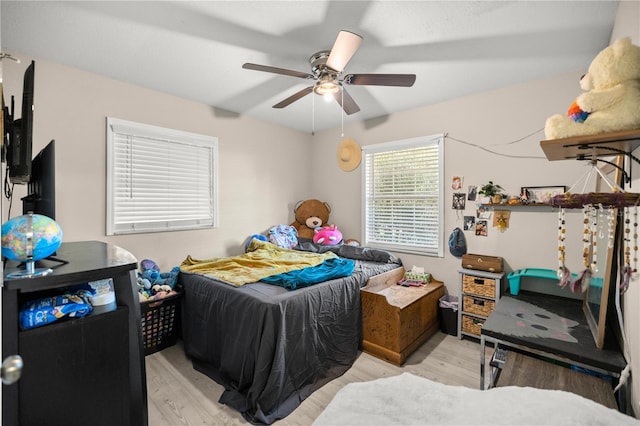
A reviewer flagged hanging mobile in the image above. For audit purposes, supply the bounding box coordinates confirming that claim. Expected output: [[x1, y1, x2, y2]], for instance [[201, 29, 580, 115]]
[[607, 208, 615, 249], [621, 207, 634, 293], [590, 205, 598, 272], [582, 205, 592, 269], [557, 207, 571, 288], [572, 204, 593, 293], [634, 206, 638, 273]]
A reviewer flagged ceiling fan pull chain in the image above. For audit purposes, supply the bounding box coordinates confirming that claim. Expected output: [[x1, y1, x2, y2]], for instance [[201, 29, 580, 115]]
[[312, 91, 315, 136], [341, 89, 344, 137]]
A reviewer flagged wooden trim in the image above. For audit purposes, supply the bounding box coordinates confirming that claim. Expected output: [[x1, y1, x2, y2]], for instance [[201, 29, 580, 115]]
[[540, 128, 640, 161]]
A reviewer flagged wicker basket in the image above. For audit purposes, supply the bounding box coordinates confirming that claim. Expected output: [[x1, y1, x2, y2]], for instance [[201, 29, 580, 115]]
[[461, 314, 485, 336], [140, 291, 182, 356], [463, 295, 495, 317], [462, 275, 497, 298]]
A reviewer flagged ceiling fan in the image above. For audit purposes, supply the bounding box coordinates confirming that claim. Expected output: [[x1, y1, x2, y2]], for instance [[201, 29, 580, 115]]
[[242, 30, 416, 115]]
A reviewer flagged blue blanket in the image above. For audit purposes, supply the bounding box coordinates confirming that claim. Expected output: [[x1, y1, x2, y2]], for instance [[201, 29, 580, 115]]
[[260, 257, 355, 290]]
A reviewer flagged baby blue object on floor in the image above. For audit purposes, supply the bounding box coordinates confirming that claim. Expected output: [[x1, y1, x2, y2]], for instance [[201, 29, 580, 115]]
[[507, 268, 573, 295]]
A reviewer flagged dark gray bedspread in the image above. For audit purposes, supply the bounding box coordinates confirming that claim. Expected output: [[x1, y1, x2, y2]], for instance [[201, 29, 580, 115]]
[[180, 256, 402, 424]]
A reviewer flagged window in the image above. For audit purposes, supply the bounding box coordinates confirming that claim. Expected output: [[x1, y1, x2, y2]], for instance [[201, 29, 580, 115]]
[[106, 118, 218, 235], [362, 134, 444, 256]]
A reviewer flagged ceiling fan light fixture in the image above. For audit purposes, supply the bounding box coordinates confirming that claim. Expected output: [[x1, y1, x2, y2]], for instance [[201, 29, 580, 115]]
[[314, 80, 340, 96], [243, 30, 411, 117]]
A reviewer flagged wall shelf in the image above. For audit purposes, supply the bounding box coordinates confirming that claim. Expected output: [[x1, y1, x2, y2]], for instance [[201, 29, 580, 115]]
[[481, 203, 558, 212], [540, 128, 640, 162]]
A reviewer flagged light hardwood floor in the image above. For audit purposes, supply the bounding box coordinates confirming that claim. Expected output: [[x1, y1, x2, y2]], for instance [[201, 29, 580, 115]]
[[146, 332, 488, 425]]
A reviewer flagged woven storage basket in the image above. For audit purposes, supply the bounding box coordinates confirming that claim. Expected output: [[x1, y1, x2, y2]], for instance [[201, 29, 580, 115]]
[[462, 275, 496, 298], [463, 295, 495, 317], [461, 314, 485, 336], [140, 290, 182, 356]]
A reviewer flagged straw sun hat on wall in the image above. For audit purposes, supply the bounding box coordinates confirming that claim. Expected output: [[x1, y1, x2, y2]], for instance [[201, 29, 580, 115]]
[[337, 138, 361, 172]]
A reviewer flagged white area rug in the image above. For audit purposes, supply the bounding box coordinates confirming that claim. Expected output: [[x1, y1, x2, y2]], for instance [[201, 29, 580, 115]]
[[313, 372, 639, 426]]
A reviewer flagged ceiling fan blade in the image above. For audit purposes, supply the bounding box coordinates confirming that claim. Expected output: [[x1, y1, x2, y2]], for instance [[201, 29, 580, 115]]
[[343, 73, 416, 87], [326, 30, 363, 72], [333, 87, 360, 115], [273, 86, 314, 108], [243, 63, 314, 80]]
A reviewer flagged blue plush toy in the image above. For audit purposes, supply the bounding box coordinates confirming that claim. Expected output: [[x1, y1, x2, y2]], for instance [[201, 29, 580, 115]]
[[137, 259, 179, 300], [155, 266, 180, 288], [245, 234, 268, 252]]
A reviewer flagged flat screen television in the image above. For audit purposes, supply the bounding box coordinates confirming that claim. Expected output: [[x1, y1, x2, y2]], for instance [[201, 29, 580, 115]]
[[22, 139, 55, 220], [7, 60, 35, 184]]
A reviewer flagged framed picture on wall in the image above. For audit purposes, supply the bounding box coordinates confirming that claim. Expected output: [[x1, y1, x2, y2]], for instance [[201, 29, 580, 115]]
[[467, 185, 477, 201], [521, 186, 566, 204], [452, 193, 466, 209]]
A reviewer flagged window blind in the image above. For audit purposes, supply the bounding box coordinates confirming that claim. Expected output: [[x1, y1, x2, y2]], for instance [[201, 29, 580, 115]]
[[363, 135, 443, 256], [107, 118, 218, 235]]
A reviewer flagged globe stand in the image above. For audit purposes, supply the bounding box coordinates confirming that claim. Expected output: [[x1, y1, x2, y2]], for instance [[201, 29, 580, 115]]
[[5, 257, 53, 279]]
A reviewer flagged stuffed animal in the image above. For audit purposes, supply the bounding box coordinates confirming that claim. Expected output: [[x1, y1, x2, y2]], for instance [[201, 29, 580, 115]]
[[268, 224, 298, 249], [244, 233, 267, 252], [139, 259, 160, 284], [137, 259, 180, 300], [313, 224, 343, 245], [544, 37, 640, 140], [290, 199, 331, 239]]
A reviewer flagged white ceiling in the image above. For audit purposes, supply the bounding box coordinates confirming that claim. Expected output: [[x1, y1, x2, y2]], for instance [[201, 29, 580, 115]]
[[1, 1, 619, 134]]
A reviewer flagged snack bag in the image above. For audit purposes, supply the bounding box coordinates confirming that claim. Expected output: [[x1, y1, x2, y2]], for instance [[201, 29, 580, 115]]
[[19, 293, 92, 330]]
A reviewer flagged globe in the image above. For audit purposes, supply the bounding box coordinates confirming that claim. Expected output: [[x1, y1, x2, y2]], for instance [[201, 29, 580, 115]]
[[1, 213, 63, 263]]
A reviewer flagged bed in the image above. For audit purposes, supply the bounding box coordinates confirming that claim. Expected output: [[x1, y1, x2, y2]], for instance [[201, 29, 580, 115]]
[[179, 239, 403, 424]]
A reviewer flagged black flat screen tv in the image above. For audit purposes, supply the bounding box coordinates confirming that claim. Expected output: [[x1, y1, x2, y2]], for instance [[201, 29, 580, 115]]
[[22, 140, 55, 220], [7, 60, 35, 184]]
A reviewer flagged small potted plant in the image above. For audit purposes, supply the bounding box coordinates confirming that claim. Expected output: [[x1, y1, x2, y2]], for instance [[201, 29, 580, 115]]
[[479, 181, 505, 204]]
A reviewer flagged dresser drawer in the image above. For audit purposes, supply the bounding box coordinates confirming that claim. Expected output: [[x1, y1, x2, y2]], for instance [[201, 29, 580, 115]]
[[461, 314, 485, 336], [463, 295, 495, 317], [462, 274, 497, 298]]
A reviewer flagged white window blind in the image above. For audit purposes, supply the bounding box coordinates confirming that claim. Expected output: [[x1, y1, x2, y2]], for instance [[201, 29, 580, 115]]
[[106, 118, 218, 235], [362, 135, 443, 256]]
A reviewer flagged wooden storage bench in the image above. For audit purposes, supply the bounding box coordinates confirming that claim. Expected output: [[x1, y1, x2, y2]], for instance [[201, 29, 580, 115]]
[[361, 269, 445, 365]]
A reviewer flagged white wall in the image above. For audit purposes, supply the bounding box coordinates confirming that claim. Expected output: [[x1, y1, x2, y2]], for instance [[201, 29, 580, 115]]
[[611, 0, 640, 417], [311, 71, 588, 291], [1, 52, 313, 269]]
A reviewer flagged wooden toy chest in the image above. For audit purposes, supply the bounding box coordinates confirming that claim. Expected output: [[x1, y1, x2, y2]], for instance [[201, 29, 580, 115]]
[[361, 269, 445, 365]]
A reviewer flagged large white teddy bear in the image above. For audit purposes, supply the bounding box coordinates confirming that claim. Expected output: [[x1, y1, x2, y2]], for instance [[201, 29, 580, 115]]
[[544, 37, 640, 140]]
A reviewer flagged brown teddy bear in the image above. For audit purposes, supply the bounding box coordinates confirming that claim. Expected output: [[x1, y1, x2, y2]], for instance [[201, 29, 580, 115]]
[[290, 199, 331, 239]]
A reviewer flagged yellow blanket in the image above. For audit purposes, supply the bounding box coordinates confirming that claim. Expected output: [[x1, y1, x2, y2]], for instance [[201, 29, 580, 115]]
[[180, 239, 337, 286]]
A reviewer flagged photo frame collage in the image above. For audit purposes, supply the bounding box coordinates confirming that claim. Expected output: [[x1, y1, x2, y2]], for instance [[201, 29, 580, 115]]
[[451, 176, 510, 236]]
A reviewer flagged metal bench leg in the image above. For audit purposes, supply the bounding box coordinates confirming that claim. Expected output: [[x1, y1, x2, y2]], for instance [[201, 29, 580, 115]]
[[480, 335, 486, 390]]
